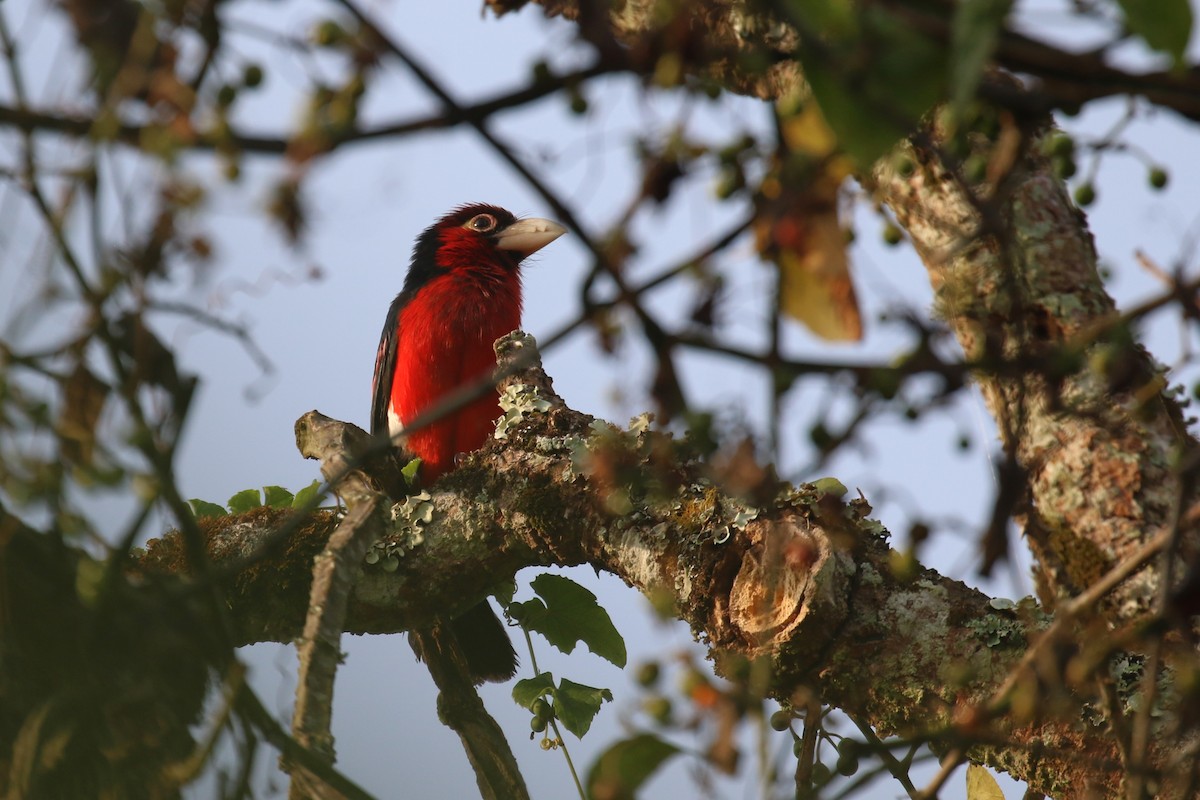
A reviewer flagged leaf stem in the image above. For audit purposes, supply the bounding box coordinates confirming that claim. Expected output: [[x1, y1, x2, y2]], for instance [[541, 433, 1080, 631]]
[[521, 626, 586, 800]]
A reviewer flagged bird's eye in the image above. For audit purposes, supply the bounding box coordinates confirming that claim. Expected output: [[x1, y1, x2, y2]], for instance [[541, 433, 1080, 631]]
[[466, 213, 497, 232]]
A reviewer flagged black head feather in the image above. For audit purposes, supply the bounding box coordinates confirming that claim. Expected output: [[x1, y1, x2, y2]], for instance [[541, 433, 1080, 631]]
[[402, 203, 518, 293]]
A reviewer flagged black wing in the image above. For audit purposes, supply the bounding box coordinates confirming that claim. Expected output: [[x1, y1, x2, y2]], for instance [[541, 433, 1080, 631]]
[[370, 293, 406, 438]]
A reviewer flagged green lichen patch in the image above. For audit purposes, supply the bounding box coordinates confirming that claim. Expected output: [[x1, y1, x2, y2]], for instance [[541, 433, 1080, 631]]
[[965, 610, 1026, 649], [495, 383, 553, 440], [366, 491, 434, 572]]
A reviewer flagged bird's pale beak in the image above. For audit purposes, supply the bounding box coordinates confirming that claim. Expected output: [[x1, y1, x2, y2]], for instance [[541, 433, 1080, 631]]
[[494, 217, 567, 256]]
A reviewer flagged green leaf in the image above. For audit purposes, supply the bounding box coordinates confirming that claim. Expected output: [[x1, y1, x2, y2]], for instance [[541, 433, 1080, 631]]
[[262, 485, 293, 509], [586, 733, 680, 799], [950, 0, 1012, 119], [401, 457, 422, 487], [790, 0, 859, 39], [511, 673, 612, 739], [188, 498, 227, 519], [1116, 0, 1193, 65], [292, 479, 321, 510], [801, 60, 898, 168], [512, 672, 556, 709], [966, 764, 1006, 800], [527, 573, 627, 668], [553, 678, 612, 739], [509, 597, 548, 629], [799, 8, 947, 167], [812, 477, 848, 497], [227, 488, 263, 514]]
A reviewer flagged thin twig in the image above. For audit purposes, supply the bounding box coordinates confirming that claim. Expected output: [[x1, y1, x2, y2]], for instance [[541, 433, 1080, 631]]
[[0, 63, 621, 156], [915, 748, 964, 800], [987, 528, 1172, 716], [846, 714, 919, 798]]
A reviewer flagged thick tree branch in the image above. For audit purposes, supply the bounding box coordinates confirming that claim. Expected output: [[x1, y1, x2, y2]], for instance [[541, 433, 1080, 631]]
[[137, 333, 1159, 796]]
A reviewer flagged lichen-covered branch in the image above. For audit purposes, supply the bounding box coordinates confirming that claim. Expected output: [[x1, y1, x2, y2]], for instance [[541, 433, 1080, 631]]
[[872, 138, 1198, 622], [138, 333, 1154, 795]]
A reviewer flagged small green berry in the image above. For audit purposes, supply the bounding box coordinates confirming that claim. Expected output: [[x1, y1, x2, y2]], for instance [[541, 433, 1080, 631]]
[[216, 84, 238, 107], [1074, 182, 1096, 207], [836, 751, 860, 776], [314, 20, 344, 46], [642, 696, 672, 724], [868, 368, 900, 400], [636, 661, 661, 688], [1052, 156, 1077, 180], [531, 699, 552, 720], [1043, 133, 1075, 158], [242, 63, 264, 88], [808, 423, 832, 450], [882, 223, 903, 246], [769, 708, 793, 732], [836, 739, 861, 761], [531, 716, 547, 733], [714, 168, 743, 200], [1149, 167, 1168, 190]]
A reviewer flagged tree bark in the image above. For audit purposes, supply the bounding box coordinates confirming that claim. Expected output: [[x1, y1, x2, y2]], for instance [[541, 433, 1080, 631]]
[[872, 131, 1198, 621]]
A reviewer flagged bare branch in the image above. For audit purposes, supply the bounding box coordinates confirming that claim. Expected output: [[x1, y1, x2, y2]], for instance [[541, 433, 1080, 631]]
[[288, 495, 387, 799]]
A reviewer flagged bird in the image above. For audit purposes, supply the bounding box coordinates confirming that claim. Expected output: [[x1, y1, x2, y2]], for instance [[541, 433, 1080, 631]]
[[371, 203, 566, 683]]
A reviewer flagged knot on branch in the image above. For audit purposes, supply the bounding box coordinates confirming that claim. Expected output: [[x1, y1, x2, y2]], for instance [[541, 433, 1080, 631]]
[[726, 516, 852, 659], [294, 411, 390, 504]]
